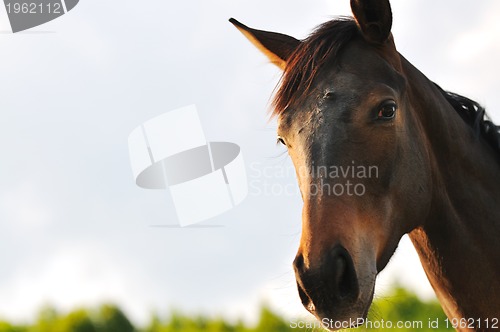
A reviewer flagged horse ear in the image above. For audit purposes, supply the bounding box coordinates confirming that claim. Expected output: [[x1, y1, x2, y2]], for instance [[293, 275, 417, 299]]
[[229, 18, 300, 70], [350, 0, 393, 44]]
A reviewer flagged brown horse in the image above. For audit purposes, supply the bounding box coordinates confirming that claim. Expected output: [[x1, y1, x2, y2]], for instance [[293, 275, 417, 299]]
[[231, 0, 500, 331]]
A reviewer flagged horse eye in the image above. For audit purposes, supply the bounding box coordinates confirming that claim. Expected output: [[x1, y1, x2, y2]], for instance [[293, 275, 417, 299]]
[[277, 136, 287, 146], [377, 102, 397, 120]]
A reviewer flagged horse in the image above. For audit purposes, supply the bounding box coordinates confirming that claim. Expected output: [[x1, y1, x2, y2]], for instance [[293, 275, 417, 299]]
[[230, 0, 500, 331]]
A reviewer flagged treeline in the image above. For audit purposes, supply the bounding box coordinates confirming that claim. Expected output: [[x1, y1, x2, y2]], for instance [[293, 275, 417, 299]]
[[0, 287, 452, 331]]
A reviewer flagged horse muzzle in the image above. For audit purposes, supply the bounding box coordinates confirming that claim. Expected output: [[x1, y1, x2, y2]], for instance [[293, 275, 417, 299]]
[[293, 244, 374, 330]]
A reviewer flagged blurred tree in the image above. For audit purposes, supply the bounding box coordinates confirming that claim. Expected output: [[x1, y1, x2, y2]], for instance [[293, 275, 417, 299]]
[[253, 306, 294, 332], [52, 309, 96, 332], [364, 286, 452, 331], [0, 321, 27, 332], [95, 304, 135, 332], [0, 287, 454, 332], [30, 305, 59, 332], [143, 314, 162, 332]]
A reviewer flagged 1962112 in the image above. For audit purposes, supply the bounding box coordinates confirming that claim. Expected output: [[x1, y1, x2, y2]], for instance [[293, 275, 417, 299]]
[[5, 2, 62, 14], [445, 318, 499, 329]]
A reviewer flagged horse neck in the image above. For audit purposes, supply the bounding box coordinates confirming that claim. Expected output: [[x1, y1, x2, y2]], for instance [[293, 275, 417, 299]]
[[400, 55, 500, 322]]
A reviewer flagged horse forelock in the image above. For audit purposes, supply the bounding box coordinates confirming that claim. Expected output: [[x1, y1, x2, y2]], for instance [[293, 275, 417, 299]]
[[272, 18, 359, 117]]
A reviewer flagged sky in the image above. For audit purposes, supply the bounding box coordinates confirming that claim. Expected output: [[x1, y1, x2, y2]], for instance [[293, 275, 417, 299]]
[[0, 0, 499, 327]]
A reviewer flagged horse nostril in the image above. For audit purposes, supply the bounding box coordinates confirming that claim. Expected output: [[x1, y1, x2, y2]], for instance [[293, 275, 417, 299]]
[[329, 246, 359, 300], [334, 255, 346, 282], [297, 282, 315, 313], [294, 254, 316, 313], [293, 247, 359, 315], [334, 254, 351, 298], [293, 253, 305, 273]]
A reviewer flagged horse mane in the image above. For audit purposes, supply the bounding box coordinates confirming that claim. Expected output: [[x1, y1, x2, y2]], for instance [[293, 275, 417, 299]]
[[273, 17, 500, 157], [434, 85, 500, 157]]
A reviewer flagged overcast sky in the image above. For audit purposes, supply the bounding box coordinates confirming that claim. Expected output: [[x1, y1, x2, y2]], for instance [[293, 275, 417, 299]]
[[0, 0, 499, 326]]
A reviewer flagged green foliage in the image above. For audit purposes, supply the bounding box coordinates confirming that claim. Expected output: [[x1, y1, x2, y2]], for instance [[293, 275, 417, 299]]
[[30, 306, 59, 332], [0, 321, 27, 332], [94, 305, 134, 332], [254, 306, 300, 332], [26, 307, 97, 332], [145, 311, 238, 332], [0, 287, 453, 332], [53, 309, 96, 332], [361, 287, 452, 331]]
